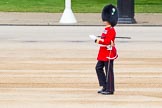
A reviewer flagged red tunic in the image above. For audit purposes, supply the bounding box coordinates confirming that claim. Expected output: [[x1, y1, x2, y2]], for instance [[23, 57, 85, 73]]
[[97, 27, 118, 61]]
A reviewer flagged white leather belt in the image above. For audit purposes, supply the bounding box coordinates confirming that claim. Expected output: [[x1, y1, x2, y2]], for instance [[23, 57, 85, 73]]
[[100, 45, 112, 50]]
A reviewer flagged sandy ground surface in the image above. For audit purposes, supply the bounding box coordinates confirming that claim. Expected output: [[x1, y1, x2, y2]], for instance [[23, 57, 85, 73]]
[[0, 13, 162, 25], [0, 26, 162, 108]]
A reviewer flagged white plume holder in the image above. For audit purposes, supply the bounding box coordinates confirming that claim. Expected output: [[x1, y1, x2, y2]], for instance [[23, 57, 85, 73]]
[[59, 0, 77, 24]]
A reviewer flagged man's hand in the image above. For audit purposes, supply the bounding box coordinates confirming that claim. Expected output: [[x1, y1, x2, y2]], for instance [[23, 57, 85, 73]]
[[89, 35, 97, 41], [107, 41, 114, 50], [89, 35, 104, 44]]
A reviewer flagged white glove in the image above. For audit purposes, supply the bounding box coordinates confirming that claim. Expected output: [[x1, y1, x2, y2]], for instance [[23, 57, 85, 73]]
[[89, 35, 97, 41]]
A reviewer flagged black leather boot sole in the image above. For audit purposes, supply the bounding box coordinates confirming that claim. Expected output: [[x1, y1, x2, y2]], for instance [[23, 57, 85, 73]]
[[97, 88, 106, 93], [101, 91, 114, 95]]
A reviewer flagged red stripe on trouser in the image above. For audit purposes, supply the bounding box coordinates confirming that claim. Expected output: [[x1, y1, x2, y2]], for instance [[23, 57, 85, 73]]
[[109, 71, 112, 91]]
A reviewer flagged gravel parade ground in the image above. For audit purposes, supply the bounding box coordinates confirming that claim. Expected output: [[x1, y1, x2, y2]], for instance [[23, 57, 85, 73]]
[[0, 26, 161, 108]]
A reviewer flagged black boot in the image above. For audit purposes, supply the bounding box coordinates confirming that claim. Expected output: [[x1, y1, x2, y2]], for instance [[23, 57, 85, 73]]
[[97, 87, 106, 93], [101, 90, 114, 95]]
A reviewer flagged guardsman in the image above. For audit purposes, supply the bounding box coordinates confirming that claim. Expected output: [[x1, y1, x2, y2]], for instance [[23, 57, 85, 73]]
[[89, 4, 118, 95]]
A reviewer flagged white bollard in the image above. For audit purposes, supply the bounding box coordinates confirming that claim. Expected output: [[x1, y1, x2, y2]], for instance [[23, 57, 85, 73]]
[[59, 0, 77, 24]]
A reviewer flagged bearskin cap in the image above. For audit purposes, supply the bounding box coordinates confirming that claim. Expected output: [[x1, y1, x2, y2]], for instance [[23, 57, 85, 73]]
[[102, 4, 118, 27]]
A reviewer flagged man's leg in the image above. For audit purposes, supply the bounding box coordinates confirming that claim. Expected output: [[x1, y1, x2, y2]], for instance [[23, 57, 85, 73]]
[[95, 61, 106, 87], [101, 60, 114, 94]]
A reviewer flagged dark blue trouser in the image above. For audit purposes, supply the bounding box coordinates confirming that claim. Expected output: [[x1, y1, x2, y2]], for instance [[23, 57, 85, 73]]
[[95, 60, 114, 92]]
